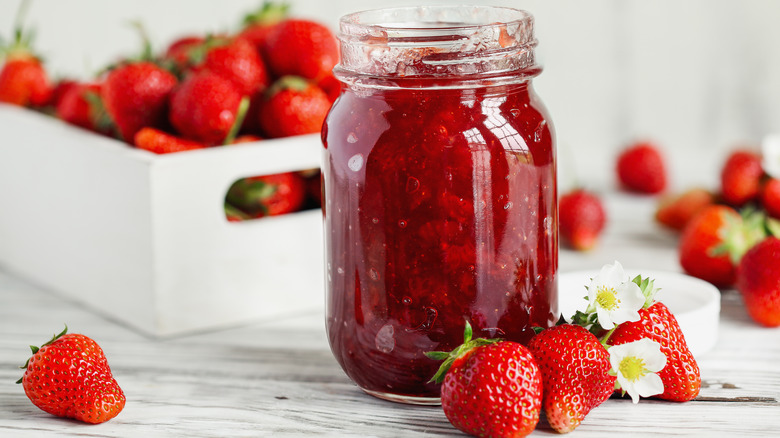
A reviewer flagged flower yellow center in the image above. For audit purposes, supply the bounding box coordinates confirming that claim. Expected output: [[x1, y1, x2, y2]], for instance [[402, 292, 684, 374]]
[[619, 356, 648, 382], [596, 286, 620, 310]]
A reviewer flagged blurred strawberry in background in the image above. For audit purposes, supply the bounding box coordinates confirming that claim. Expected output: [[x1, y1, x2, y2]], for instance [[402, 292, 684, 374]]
[[616, 141, 668, 194], [0, 0, 52, 107], [559, 188, 607, 251]]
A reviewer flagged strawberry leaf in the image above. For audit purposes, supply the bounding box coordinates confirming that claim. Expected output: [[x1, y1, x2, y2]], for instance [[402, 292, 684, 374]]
[[426, 320, 500, 384]]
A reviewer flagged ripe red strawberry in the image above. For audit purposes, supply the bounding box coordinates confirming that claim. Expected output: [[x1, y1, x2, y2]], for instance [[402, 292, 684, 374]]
[[236, 1, 289, 51], [262, 19, 339, 81], [48, 79, 80, 108], [760, 178, 780, 219], [316, 73, 341, 103], [678, 205, 742, 287], [0, 22, 52, 107], [259, 76, 331, 138], [134, 127, 207, 154], [720, 149, 763, 207], [169, 71, 248, 145], [55, 82, 105, 132], [528, 324, 616, 433], [608, 302, 701, 401], [224, 202, 252, 222], [162, 35, 206, 74], [655, 188, 716, 232], [17, 327, 125, 424], [102, 61, 178, 142], [681, 205, 769, 288], [230, 134, 263, 144], [197, 38, 269, 96], [428, 322, 542, 438], [736, 237, 780, 327], [616, 142, 668, 194], [559, 188, 607, 251], [225, 172, 306, 217]]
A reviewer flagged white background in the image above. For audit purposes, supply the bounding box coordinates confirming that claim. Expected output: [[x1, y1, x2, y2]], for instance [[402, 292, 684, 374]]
[[2, 0, 779, 191]]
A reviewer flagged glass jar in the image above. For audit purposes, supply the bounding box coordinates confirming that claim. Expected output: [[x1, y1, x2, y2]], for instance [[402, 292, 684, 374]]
[[322, 5, 558, 405]]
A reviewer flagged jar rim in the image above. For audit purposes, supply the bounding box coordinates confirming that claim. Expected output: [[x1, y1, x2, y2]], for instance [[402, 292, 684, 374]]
[[339, 5, 534, 37]]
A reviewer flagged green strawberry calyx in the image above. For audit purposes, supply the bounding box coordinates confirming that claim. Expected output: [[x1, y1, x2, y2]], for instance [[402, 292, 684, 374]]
[[711, 207, 768, 265], [242, 1, 290, 28], [426, 320, 500, 384], [1, 0, 39, 62], [16, 325, 68, 384]]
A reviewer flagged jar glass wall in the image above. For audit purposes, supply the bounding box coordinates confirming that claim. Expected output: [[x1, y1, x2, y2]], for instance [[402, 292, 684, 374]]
[[322, 5, 558, 405]]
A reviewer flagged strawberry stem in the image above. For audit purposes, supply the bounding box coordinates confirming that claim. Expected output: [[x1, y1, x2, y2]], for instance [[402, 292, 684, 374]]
[[224, 96, 251, 145], [599, 327, 616, 347], [242, 1, 290, 27], [425, 320, 501, 384]]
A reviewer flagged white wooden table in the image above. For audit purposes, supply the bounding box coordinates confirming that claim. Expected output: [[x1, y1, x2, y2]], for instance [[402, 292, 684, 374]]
[[0, 191, 778, 437]]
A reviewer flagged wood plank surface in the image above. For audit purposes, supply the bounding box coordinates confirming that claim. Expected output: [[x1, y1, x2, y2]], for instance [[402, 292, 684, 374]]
[[1, 190, 779, 437]]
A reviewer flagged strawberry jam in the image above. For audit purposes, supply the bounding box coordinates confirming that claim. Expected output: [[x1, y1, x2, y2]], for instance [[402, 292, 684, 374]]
[[322, 6, 558, 404]]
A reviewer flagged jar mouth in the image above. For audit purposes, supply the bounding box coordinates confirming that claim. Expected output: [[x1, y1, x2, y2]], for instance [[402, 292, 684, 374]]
[[336, 5, 538, 86], [339, 5, 534, 39]]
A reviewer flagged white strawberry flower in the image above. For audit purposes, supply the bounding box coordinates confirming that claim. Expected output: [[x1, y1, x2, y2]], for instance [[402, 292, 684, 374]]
[[609, 338, 667, 403], [586, 261, 645, 329]]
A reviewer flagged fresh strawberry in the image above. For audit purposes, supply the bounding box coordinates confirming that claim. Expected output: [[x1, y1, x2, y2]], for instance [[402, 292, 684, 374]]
[[258, 76, 331, 138], [225, 172, 306, 217], [760, 178, 780, 219], [608, 301, 701, 402], [224, 202, 252, 222], [679, 205, 743, 287], [262, 18, 339, 81], [134, 127, 207, 154], [48, 79, 80, 108], [55, 82, 106, 132], [558, 188, 607, 251], [230, 134, 263, 144], [0, 17, 52, 107], [162, 35, 205, 74], [736, 236, 780, 327], [528, 324, 616, 433], [679, 205, 768, 287], [17, 326, 125, 424], [616, 141, 668, 194], [720, 149, 764, 207], [655, 188, 716, 232], [197, 37, 269, 96], [169, 71, 249, 145], [316, 73, 341, 103], [236, 1, 289, 52], [427, 322, 542, 438], [102, 61, 178, 142]]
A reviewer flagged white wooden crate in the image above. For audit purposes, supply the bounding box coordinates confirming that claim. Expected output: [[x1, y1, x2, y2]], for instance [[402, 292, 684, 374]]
[[0, 104, 324, 337]]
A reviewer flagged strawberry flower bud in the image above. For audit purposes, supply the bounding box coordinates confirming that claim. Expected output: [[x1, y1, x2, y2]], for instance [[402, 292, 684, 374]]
[[608, 338, 667, 404], [586, 261, 645, 329]]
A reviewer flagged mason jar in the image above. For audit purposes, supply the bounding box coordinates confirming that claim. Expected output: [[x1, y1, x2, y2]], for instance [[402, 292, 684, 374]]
[[322, 5, 558, 404]]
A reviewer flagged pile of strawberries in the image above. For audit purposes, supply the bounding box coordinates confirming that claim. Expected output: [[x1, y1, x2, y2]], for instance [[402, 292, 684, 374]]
[[427, 266, 700, 437], [559, 141, 669, 251], [560, 138, 779, 328], [0, 1, 334, 220], [655, 147, 780, 327]]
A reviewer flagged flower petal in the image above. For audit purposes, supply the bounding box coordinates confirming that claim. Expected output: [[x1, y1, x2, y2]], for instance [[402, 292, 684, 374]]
[[634, 372, 665, 399], [596, 306, 614, 329]]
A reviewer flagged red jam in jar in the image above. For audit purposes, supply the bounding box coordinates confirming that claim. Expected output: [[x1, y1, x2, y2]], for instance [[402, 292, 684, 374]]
[[322, 6, 558, 404]]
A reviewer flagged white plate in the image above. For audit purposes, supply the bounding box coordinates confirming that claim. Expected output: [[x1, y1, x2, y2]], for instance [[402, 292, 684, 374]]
[[558, 269, 721, 357]]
